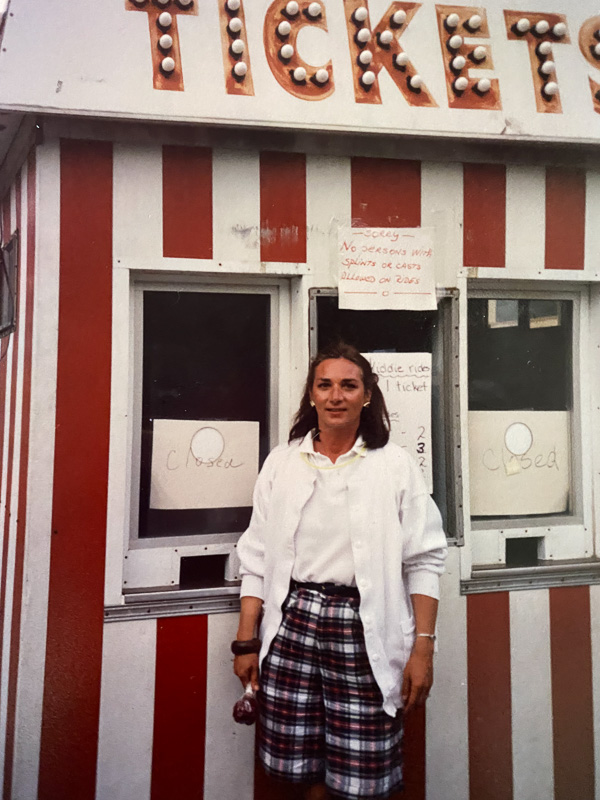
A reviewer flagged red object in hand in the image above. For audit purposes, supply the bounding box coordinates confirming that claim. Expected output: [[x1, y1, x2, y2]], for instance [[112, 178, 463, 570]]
[[233, 684, 258, 725]]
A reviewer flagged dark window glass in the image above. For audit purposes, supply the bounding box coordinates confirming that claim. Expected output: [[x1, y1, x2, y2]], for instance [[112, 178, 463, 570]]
[[139, 290, 270, 538], [0, 233, 18, 338]]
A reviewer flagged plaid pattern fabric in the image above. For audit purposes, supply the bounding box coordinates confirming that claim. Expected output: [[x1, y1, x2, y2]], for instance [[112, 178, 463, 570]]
[[259, 587, 403, 799]]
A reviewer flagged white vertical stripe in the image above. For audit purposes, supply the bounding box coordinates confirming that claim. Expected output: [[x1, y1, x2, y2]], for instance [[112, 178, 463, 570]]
[[212, 149, 260, 263], [0, 177, 23, 786], [510, 589, 553, 800], [96, 620, 156, 800], [104, 266, 132, 607], [590, 585, 600, 800], [421, 162, 462, 289], [204, 613, 255, 800], [113, 143, 162, 264], [12, 141, 60, 800], [505, 165, 546, 280], [584, 171, 600, 278], [306, 154, 351, 286], [426, 547, 469, 800]]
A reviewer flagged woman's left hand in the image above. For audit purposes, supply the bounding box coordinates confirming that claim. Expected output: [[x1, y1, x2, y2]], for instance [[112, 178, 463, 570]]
[[401, 640, 434, 713]]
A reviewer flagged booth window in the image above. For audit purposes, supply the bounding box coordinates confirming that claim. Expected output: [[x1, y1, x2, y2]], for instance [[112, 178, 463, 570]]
[[465, 288, 596, 582], [310, 288, 462, 544], [0, 233, 18, 338]]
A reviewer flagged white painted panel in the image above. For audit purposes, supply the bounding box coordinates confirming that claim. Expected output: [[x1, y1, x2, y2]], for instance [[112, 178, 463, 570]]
[[104, 267, 131, 606], [426, 547, 469, 800], [584, 172, 600, 279], [113, 143, 162, 263], [306, 155, 351, 286], [590, 585, 600, 800], [505, 165, 545, 280], [12, 141, 60, 800], [96, 620, 156, 800], [421, 162, 462, 289], [212, 149, 260, 263], [510, 589, 553, 800], [204, 613, 255, 800]]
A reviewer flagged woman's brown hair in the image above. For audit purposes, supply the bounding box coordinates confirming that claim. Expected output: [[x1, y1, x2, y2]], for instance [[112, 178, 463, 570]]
[[289, 342, 390, 449]]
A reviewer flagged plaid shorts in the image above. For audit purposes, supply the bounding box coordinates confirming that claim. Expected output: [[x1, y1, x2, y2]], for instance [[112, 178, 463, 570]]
[[258, 587, 403, 799]]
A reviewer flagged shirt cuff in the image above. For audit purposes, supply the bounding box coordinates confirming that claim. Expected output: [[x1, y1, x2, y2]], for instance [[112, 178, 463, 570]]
[[407, 571, 440, 600], [240, 574, 265, 600]]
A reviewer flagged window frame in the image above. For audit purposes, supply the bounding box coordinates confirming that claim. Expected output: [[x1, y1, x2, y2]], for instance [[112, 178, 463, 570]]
[[465, 283, 594, 576], [107, 273, 290, 616]]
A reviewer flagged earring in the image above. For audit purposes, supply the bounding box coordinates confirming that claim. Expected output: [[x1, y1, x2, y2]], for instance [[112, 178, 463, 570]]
[[310, 400, 315, 407], [363, 401, 370, 408]]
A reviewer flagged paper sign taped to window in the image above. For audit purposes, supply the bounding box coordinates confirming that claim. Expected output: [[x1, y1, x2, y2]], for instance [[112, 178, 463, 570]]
[[363, 352, 433, 492], [468, 410, 570, 516], [339, 227, 437, 311], [150, 419, 259, 510]]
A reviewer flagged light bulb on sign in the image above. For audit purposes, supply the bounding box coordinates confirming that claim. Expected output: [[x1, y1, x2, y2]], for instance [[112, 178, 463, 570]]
[[354, 7, 368, 23], [159, 34, 173, 50], [540, 60, 555, 75], [476, 78, 491, 93], [226, 0, 240, 9], [537, 40, 552, 56], [361, 70, 376, 86], [391, 9, 406, 26], [233, 61, 248, 77], [454, 76, 468, 92], [358, 49, 373, 65], [446, 13, 459, 28], [472, 46, 487, 62], [314, 68, 329, 84], [448, 34, 463, 50], [356, 28, 371, 44], [468, 14, 482, 30], [161, 56, 176, 72], [228, 17, 242, 33], [307, 2, 321, 18], [395, 51, 409, 67], [231, 38, 245, 55], [293, 66, 306, 81], [177, 0, 193, 6], [594, 42, 600, 58], [534, 20, 550, 35], [379, 30, 393, 45], [280, 43, 294, 59], [409, 74, 423, 89], [285, 1, 299, 16], [542, 81, 558, 97], [158, 11, 172, 28], [552, 22, 566, 37], [451, 55, 466, 71], [516, 18, 530, 33], [278, 20, 291, 36]]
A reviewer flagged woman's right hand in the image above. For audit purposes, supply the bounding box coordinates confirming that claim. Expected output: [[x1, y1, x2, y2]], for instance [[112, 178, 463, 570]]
[[233, 653, 260, 692]]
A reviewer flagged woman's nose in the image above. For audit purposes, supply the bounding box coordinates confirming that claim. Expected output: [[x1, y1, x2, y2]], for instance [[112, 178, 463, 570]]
[[330, 385, 343, 401]]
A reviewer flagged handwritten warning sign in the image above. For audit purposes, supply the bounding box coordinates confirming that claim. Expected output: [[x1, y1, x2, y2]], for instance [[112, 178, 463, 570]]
[[339, 227, 437, 311], [150, 419, 259, 510], [364, 352, 433, 491]]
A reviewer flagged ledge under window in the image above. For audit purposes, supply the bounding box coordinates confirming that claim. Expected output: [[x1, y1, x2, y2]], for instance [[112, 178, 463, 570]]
[[104, 583, 242, 622], [461, 559, 600, 595]]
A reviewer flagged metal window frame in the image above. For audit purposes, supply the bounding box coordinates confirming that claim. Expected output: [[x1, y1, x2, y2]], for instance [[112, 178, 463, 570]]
[[308, 286, 463, 546]]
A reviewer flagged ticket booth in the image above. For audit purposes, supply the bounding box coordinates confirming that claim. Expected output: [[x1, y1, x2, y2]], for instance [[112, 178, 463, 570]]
[[0, 1, 599, 799]]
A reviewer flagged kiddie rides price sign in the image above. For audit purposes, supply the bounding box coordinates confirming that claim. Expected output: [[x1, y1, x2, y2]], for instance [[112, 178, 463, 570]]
[[338, 227, 437, 311]]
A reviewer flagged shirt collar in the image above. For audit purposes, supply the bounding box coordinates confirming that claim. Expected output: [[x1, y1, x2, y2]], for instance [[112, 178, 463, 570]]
[[299, 430, 367, 457]]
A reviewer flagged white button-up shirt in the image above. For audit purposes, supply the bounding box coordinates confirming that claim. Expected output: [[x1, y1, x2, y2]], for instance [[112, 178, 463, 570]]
[[237, 434, 447, 715]]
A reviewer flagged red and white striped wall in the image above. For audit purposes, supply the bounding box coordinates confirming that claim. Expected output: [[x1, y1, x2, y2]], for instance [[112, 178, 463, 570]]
[[0, 134, 598, 800]]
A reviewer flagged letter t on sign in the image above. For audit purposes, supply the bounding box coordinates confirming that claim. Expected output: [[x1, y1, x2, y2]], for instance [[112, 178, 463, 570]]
[[125, 0, 198, 92], [504, 10, 570, 114]]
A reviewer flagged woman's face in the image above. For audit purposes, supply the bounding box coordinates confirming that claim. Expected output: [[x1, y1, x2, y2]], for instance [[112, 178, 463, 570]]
[[309, 358, 371, 435]]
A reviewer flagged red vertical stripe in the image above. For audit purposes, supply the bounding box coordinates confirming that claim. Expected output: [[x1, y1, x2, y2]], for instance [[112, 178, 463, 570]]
[[463, 163, 506, 268], [151, 615, 208, 800], [163, 145, 212, 259], [351, 157, 421, 228], [467, 592, 513, 800], [260, 151, 307, 262], [38, 140, 112, 800], [550, 586, 594, 799], [0, 175, 21, 696], [545, 168, 586, 270], [0, 197, 13, 481], [4, 152, 35, 797]]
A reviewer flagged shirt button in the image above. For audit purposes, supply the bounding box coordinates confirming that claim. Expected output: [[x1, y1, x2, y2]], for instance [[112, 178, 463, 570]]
[[355, 540, 362, 548], [360, 580, 368, 589], [363, 614, 372, 624], [372, 653, 380, 662]]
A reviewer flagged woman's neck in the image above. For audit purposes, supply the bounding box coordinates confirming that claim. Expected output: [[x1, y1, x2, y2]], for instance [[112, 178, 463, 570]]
[[314, 427, 359, 463]]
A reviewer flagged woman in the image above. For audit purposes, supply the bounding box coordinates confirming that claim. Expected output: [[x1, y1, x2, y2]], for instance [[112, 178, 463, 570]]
[[233, 342, 447, 800]]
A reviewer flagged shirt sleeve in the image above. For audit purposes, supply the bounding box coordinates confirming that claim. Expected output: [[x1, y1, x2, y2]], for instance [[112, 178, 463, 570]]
[[236, 448, 279, 600], [399, 458, 448, 599]]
